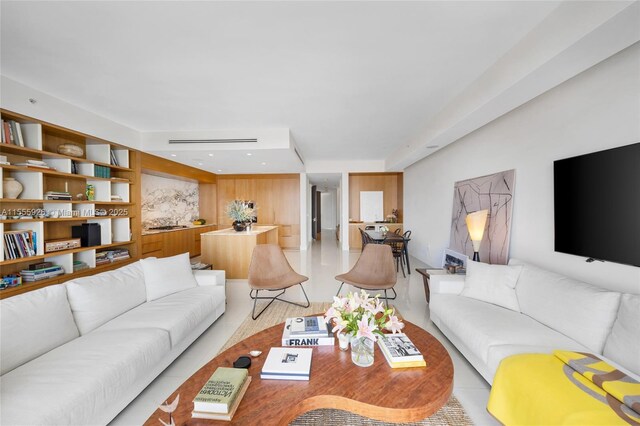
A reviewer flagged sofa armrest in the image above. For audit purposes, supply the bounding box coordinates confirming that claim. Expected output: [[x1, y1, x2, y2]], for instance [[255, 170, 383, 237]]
[[193, 270, 226, 286], [429, 272, 465, 295]]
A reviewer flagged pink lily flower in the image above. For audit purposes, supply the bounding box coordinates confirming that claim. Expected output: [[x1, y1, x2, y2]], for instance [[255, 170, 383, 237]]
[[324, 306, 338, 324], [365, 298, 385, 316], [331, 317, 348, 334], [385, 314, 405, 334], [356, 316, 376, 341]]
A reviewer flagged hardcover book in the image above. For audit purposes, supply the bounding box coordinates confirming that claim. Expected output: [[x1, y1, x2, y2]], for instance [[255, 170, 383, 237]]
[[192, 377, 251, 421], [261, 347, 312, 381], [193, 367, 249, 414], [377, 333, 424, 363], [286, 316, 330, 337], [282, 318, 334, 346]]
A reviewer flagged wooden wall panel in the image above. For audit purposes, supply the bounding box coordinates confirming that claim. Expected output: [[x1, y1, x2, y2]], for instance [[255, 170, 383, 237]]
[[141, 153, 217, 183], [198, 183, 217, 224], [349, 173, 403, 222], [216, 174, 300, 248]]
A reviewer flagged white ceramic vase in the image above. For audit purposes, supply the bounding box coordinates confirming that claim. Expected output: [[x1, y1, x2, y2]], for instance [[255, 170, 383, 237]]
[[3, 177, 23, 199]]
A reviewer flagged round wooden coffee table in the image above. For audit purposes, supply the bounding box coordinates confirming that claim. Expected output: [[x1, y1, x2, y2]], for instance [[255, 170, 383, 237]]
[[144, 319, 453, 425]]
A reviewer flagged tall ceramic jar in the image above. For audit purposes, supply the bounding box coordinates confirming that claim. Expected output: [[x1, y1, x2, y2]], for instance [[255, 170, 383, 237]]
[[3, 177, 23, 199]]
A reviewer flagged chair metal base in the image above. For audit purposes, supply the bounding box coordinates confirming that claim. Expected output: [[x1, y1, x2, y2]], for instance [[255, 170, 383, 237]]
[[250, 283, 310, 320], [335, 283, 397, 308]]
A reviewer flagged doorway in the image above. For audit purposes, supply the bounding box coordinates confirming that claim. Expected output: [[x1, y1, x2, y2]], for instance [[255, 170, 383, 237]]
[[308, 173, 341, 246]]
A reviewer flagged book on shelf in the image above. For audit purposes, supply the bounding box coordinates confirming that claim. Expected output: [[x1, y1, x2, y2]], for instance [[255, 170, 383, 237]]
[[260, 347, 312, 381], [286, 316, 331, 337], [110, 150, 119, 166], [377, 333, 426, 368], [20, 265, 64, 282], [3, 230, 36, 259], [192, 367, 249, 414], [0, 120, 24, 146], [73, 260, 89, 272], [282, 318, 334, 346]]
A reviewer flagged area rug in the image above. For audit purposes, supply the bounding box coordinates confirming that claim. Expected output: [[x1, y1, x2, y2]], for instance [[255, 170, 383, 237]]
[[219, 302, 473, 426]]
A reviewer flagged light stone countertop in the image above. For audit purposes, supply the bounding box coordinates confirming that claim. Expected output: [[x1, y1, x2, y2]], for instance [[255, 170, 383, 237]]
[[202, 225, 278, 236]]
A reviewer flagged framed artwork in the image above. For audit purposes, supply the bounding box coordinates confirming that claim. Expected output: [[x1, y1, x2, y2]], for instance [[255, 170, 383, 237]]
[[449, 169, 515, 265]]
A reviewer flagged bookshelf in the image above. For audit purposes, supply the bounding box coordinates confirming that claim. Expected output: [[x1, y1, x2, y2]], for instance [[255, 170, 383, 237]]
[[0, 109, 141, 298]]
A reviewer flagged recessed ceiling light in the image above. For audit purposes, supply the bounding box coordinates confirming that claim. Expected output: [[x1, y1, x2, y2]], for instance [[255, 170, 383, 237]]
[[246, 153, 252, 156], [197, 162, 203, 166], [208, 153, 214, 157], [170, 154, 177, 157], [426, 145, 439, 149], [261, 162, 267, 165], [217, 169, 222, 172]]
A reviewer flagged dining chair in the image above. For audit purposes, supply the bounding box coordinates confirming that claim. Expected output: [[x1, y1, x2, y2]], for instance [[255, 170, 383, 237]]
[[403, 230, 412, 239], [387, 238, 406, 277], [335, 244, 397, 307], [248, 244, 310, 320], [394, 228, 402, 235]]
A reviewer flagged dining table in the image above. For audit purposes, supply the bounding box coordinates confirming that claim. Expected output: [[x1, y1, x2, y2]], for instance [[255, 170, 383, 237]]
[[364, 230, 411, 274]]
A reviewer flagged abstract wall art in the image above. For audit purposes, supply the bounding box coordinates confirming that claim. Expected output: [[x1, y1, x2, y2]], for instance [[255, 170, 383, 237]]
[[141, 174, 199, 229], [449, 169, 515, 265]]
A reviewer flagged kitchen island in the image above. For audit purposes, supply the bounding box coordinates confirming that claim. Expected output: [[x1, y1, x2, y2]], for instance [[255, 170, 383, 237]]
[[200, 226, 279, 279]]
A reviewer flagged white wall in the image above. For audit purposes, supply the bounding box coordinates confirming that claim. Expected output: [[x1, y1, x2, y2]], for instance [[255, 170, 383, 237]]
[[320, 190, 337, 230], [404, 43, 640, 294], [0, 76, 141, 149]]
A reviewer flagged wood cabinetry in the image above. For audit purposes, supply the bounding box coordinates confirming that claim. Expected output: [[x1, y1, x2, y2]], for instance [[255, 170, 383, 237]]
[[1, 109, 140, 299], [349, 173, 403, 223], [216, 174, 300, 249], [141, 225, 217, 259]]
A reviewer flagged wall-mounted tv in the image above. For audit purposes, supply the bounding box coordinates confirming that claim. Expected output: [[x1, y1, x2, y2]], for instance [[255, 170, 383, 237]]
[[554, 143, 640, 267]]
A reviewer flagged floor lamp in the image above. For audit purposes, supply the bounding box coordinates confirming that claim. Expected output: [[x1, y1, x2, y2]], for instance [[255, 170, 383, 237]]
[[466, 209, 488, 262]]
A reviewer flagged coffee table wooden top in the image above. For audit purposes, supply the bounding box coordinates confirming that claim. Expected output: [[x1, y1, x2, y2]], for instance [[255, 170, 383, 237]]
[[144, 319, 453, 425]]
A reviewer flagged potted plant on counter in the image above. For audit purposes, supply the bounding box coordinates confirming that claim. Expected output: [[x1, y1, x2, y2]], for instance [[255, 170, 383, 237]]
[[225, 200, 256, 232]]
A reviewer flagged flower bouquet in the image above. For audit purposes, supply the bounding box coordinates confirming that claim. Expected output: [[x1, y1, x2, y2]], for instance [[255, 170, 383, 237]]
[[324, 289, 404, 367]]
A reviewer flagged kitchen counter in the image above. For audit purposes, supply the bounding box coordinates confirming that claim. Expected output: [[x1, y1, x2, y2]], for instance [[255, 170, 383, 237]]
[[203, 225, 278, 236], [142, 224, 216, 236], [201, 226, 279, 279]]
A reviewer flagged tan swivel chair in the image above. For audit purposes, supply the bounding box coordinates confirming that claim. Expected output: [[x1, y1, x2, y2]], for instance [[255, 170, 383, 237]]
[[248, 244, 310, 320], [335, 244, 397, 307]]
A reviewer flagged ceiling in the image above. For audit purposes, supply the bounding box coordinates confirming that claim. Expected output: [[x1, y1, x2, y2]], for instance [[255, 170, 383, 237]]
[[1, 1, 607, 173], [308, 173, 342, 191]]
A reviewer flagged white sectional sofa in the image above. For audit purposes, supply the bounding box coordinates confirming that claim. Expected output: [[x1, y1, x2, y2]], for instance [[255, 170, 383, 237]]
[[429, 259, 640, 384], [0, 254, 226, 426]]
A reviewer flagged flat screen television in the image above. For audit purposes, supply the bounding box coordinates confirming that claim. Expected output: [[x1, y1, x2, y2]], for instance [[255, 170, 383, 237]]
[[554, 143, 640, 267]]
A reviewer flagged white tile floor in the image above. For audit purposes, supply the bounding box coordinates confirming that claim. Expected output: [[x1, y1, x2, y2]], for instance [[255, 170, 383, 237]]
[[110, 230, 497, 425]]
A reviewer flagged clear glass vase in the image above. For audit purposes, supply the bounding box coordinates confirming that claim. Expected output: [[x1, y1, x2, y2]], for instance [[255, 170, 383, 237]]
[[350, 336, 374, 367]]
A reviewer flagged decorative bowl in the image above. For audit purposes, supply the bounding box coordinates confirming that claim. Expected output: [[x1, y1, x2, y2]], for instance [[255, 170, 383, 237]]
[[57, 143, 84, 158]]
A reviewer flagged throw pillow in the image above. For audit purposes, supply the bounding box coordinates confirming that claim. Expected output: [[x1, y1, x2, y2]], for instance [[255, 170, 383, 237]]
[[141, 253, 198, 301], [461, 260, 523, 312]]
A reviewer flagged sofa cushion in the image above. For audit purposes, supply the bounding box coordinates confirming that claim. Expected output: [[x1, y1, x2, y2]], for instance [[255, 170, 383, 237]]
[[97, 285, 224, 347], [141, 253, 198, 301], [0, 285, 79, 375], [510, 259, 621, 353], [0, 328, 169, 426], [65, 261, 147, 334], [461, 261, 522, 312], [430, 294, 586, 366], [603, 293, 640, 376]]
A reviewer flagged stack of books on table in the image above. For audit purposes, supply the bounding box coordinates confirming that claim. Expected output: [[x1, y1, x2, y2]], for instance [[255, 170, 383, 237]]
[[377, 333, 426, 368], [191, 367, 251, 421], [261, 347, 313, 381], [20, 265, 64, 282], [96, 249, 130, 266], [282, 315, 334, 346]]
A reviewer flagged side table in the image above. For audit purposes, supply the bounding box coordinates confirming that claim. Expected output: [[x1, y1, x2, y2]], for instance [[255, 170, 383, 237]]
[[416, 268, 465, 303]]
